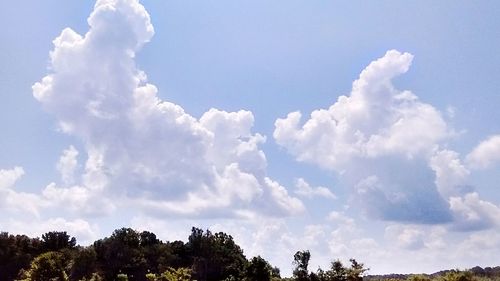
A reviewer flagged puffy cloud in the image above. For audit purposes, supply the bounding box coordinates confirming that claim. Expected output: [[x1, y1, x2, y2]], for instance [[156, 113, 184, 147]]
[[4, 217, 99, 245], [0, 166, 24, 190], [274, 50, 449, 170], [294, 178, 336, 200], [32, 0, 302, 219], [0, 167, 46, 216], [466, 135, 500, 169], [449, 192, 500, 231], [385, 225, 426, 250], [42, 183, 116, 216], [457, 229, 500, 260], [354, 172, 452, 224], [327, 211, 355, 229], [429, 149, 471, 198], [274, 50, 460, 224], [57, 145, 79, 185]]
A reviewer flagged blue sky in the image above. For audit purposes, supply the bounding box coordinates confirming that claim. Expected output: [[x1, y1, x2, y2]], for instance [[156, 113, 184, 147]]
[[1, 0, 500, 275]]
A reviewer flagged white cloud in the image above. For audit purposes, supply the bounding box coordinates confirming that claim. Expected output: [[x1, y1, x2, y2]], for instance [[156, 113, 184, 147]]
[[429, 149, 471, 198], [0, 166, 24, 190], [32, 0, 302, 219], [294, 178, 336, 200], [42, 183, 116, 216], [385, 225, 426, 250], [327, 211, 355, 229], [449, 192, 500, 231], [0, 167, 46, 216], [274, 50, 460, 224], [457, 229, 500, 260], [4, 217, 99, 245], [274, 50, 449, 170], [57, 145, 79, 185], [466, 135, 500, 169]]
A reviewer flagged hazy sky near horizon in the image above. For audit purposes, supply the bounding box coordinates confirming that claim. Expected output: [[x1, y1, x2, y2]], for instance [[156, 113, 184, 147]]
[[1, 0, 500, 275]]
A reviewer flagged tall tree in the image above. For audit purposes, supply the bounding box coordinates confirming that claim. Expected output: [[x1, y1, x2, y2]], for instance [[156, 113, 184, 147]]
[[187, 227, 247, 281], [346, 259, 367, 281], [293, 250, 311, 281], [69, 246, 98, 281], [41, 231, 76, 252], [20, 251, 69, 281], [94, 228, 147, 281], [245, 256, 272, 281], [328, 260, 347, 281], [0, 233, 41, 280]]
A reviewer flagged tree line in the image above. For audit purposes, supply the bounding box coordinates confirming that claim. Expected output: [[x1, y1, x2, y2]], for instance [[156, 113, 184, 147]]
[[2, 227, 496, 281], [0, 227, 368, 281]]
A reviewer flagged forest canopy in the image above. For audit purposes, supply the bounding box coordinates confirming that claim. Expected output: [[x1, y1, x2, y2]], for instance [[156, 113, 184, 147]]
[[0, 227, 497, 281]]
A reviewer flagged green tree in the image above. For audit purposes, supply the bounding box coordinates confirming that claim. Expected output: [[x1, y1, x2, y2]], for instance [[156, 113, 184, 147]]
[[116, 273, 129, 281], [69, 246, 98, 281], [0, 233, 41, 280], [346, 259, 368, 281], [93, 228, 147, 281], [187, 227, 247, 281], [328, 260, 347, 281], [439, 270, 474, 281], [245, 256, 272, 281], [160, 267, 192, 281], [407, 274, 431, 281], [293, 250, 311, 281], [41, 231, 76, 252], [21, 251, 69, 281]]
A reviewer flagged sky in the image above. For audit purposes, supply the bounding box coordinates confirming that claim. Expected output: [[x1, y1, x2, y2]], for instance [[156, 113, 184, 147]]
[[1, 0, 500, 276]]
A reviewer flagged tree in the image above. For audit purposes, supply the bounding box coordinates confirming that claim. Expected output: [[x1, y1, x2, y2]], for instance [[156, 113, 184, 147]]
[[346, 259, 368, 281], [439, 270, 474, 281], [160, 267, 192, 281], [328, 260, 347, 281], [93, 228, 147, 281], [140, 231, 162, 274], [271, 266, 281, 280], [0, 232, 41, 280], [41, 231, 76, 252], [20, 251, 69, 281], [293, 250, 311, 281], [187, 227, 247, 281], [116, 273, 129, 281], [69, 247, 98, 281], [245, 256, 272, 281]]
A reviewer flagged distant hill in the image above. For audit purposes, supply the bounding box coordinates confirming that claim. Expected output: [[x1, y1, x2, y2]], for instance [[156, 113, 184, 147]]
[[364, 266, 500, 281]]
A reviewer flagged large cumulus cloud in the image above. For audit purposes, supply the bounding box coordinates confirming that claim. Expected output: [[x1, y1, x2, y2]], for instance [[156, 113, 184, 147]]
[[31, 0, 303, 219], [274, 50, 500, 228]]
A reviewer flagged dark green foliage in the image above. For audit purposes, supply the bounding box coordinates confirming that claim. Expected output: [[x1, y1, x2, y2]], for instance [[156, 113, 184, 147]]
[[93, 228, 147, 281], [21, 251, 69, 281], [347, 259, 367, 281], [292, 254, 367, 281], [69, 247, 98, 281], [329, 260, 347, 281], [116, 273, 129, 281], [41, 231, 76, 252], [245, 256, 273, 281], [159, 240, 190, 270], [5, 226, 500, 281], [0, 232, 41, 280], [293, 250, 311, 281], [187, 227, 247, 281]]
